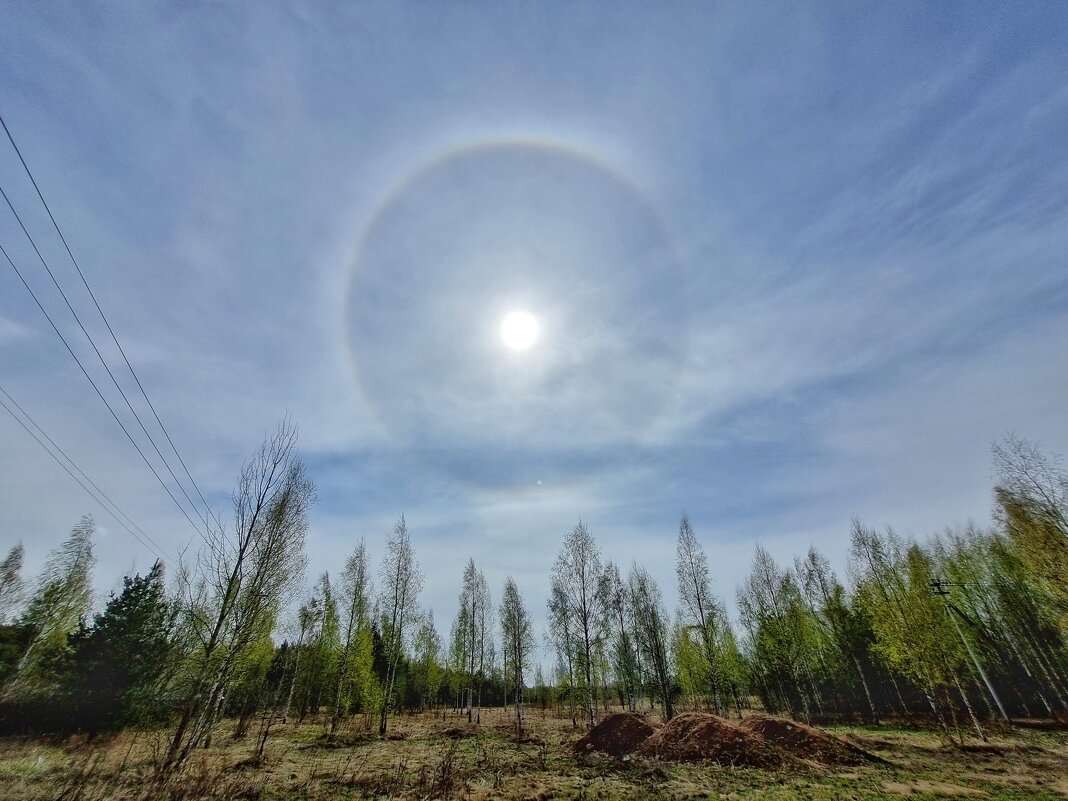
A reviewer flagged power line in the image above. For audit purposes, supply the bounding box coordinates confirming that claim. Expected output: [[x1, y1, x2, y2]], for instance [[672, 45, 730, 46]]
[[0, 112, 214, 523], [0, 239, 207, 541], [0, 381, 166, 557], [0, 387, 165, 562], [0, 182, 210, 533]]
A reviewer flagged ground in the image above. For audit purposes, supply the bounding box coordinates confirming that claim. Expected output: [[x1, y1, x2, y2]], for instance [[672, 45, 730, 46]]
[[0, 708, 1065, 800]]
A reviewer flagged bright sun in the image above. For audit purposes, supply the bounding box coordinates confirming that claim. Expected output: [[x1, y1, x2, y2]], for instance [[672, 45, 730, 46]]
[[500, 310, 540, 351]]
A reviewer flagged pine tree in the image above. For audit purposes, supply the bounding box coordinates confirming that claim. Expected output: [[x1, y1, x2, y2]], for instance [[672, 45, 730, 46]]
[[61, 561, 178, 732]]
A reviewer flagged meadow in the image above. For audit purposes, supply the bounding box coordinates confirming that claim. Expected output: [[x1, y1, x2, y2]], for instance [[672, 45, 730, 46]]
[[0, 708, 1065, 801]]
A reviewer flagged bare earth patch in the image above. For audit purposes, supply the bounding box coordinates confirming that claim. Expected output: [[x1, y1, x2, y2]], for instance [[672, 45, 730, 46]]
[[740, 713, 878, 765], [573, 712, 657, 757], [635, 712, 791, 767]]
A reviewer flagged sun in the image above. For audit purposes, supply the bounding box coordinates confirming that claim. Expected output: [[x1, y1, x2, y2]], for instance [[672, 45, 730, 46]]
[[500, 310, 540, 351]]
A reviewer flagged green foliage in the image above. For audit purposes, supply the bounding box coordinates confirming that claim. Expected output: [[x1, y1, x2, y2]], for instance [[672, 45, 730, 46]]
[[4, 436, 1068, 745], [58, 561, 178, 731], [738, 545, 825, 719], [4, 516, 95, 702], [412, 611, 443, 709]]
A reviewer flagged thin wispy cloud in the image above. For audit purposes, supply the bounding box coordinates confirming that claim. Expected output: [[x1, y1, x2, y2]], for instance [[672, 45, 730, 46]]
[[1, 3, 1066, 630]]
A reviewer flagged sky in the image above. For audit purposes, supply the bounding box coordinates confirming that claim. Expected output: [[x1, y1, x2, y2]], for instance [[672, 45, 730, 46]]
[[1, 2, 1067, 650]]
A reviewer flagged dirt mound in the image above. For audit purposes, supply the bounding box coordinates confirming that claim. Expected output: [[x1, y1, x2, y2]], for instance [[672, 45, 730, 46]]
[[635, 712, 789, 767], [573, 712, 657, 757], [439, 726, 477, 739], [739, 715, 874, 765]]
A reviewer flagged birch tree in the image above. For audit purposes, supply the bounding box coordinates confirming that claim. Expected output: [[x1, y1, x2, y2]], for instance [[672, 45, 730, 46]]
[[738, 545, 823, 720], [6, 516, 95, 695], [628, 564, 674, 720], [0, 543, 24, 625], [675, 516, 724, 713], [993, 436, 1068, 627], [546, 581, 578, 727], [550, 521, 603, 728], [332, 539, 371, 731], [165, 419, 314, 771], [412, 611, 443, 711], [499, 577, 535, 733], [599, 561, 640, 712], [377, 514, 422, 736]]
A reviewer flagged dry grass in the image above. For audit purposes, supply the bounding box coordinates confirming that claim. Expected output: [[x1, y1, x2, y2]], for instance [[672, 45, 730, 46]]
[[0, 708, 1064, 800]]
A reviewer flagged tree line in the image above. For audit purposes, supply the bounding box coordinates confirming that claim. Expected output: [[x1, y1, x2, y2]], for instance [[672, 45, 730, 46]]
[[0, 426, 1065, 768]]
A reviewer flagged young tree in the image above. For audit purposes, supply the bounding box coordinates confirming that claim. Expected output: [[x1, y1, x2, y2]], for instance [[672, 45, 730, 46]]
[[0, 544, 24, 625], [993, 436, 1068, 627], [60, 561, 178, 732], [474, 571, 492, 723], [546, 582, 578, 727], [332, 539, 372, 731], [796, 546, 880, 722], [737, 545, 823, 721], [165, 419, 314, 771], [7, 516, 95, 695], [300, 572, 340, 720], [628, 565, 674, 721], [499, 577, 535, 733], [377, 514, 422, 736], [281, 593, 321, 724], [455, 559, 479, 721], [599, 561, 640, 712], [550, 521, 603, 728], [412, 611, 443, 711], [675, 516, 725, 713], [850, 521, 979, 739]]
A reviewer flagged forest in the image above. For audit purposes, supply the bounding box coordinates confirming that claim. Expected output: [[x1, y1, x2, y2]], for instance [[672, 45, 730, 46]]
[[0, 425, 1066, 797]]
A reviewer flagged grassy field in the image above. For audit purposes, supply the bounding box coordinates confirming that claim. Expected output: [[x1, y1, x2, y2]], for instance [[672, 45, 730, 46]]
[[0, 708, 1065, 800]]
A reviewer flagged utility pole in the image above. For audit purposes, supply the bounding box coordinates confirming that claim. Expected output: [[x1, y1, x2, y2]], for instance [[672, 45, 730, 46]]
[[930, 578, 1010, 722]]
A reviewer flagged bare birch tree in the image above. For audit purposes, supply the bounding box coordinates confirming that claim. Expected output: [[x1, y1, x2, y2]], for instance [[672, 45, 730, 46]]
[[377, 514, 422, 736], [165, 418, 314, 771], [599, 561, 639, 712], [546, 581, 578, 727], [499, 576, 534, 733], [629, 564, 674, 721], [675, 515, 726, 713], [550, 520, 603, 728]]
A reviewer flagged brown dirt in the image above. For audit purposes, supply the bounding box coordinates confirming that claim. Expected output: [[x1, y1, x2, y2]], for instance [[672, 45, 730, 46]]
[[440, 726, 478, 739], [634, 712, 791, 767], [739, 714, 876, 765], [572, 712, 657, 757]]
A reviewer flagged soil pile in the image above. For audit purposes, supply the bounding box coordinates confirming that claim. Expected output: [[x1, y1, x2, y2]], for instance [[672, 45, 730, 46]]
[[572, 713, 657, 757], [440, 726, 477, 739], [739, 715, 875, 765], [635, 712, 790, 767]]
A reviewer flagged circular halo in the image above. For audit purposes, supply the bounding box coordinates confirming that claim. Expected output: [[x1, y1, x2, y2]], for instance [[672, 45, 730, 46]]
[[344, 137, 690, 490]]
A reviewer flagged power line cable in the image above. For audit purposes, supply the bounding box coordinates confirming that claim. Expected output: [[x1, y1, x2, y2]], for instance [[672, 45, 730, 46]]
[[0, 380, 166, 557], [0, 181, 210, 533], [0, 238, 206, 541], [0, 112, 214, 522], [0, 389, 165, 562]]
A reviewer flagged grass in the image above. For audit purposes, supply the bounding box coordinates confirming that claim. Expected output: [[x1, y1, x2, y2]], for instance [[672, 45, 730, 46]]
[[0, 707, 1064, 800]]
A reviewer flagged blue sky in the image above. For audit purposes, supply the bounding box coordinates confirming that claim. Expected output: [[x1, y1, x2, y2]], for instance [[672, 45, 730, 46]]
[[1, 2, 1067, 645]]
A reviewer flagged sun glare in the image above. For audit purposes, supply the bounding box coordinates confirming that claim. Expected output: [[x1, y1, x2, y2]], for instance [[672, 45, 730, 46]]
[[500, 310, 540, 351]]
